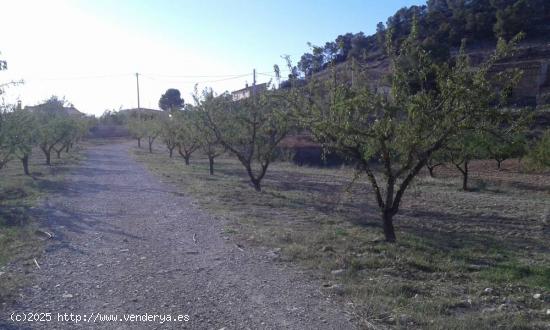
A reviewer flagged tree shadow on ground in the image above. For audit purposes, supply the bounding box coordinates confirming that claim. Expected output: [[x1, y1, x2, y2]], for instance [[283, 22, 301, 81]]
[[396, 208, 548, 253]]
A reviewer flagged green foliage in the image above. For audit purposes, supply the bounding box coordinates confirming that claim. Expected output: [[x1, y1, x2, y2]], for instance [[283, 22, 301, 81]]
[[158, 88, 184, 112], [526, 130, 550, 171], [481, 131, 527, 169], [492, 0, 546, 39], [478, 261, 550, 290], [128, 118, 147, 139], [159, 114, 180, 156], [0, 108, 15, 169], [295, 0, 549, 78], [291, 22, 523, 241], [31, 97, 88, 164], [191, 88, 225, 174], [4, 107, 37, 160], [203, 87, 292, 191], [99, 109, 128, 125], [171, 110, 200, 163], [446, 131, 488, 190], [143, 118, 161, 153]]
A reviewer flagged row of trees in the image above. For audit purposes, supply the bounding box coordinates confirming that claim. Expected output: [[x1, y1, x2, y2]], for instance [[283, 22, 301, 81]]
[[426, 130, 528, 190], [0, 97, 90, 175], [131, 24, 548, 242], [129, 85, 291, 184]]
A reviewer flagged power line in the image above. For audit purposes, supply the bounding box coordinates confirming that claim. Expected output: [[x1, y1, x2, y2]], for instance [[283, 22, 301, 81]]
[[139, 73, 251, 84], [21, 73, 133, 81], [142, 72, 251, 78], [17, 69, 290, 82]]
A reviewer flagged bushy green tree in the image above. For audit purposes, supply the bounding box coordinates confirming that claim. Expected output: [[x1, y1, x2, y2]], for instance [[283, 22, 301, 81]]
[[52, 117, 82, 159], [203, 88, 292, 191], [4, 107, 37, 174], [425, 149, 445, 178], [144, 119, 161, 153], [446, 132, 487, 191], [173, 111, 199, 165], [526, 130, 550, 171], [159, 114, 179, 158], [34, 97, 88, 165], [159, 89, 184, 112], [0, 108, 14, 170], [128, 118, 147, 148], [482, 131, 527, 170], [192, 87, 225, 175], [291, 22, 522, 242]]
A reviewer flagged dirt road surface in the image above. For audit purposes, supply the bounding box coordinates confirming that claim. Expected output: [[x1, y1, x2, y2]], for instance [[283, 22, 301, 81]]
[[1, 142, 354, 329]]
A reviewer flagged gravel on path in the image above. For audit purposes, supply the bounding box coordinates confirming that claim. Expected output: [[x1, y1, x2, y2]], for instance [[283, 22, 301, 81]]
[[2, 142, 354, 330]]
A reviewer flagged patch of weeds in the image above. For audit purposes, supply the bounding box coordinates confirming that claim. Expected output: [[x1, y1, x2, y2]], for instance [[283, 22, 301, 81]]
[[283, 243, 314, 261], [349, 257, 364, 272], [334, 227, 348, 236], [406, 257, 440, 273], [0, 146, 84, 301], [478, 262, 550, 290], [222, 228, 238, 235]]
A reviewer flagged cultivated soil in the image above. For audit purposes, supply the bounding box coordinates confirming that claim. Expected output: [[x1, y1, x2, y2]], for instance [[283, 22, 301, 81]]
[[0, 142, 354, 329]]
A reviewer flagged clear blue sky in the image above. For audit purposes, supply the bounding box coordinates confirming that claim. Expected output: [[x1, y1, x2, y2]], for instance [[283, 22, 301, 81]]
[[1, 0, 425, 115]]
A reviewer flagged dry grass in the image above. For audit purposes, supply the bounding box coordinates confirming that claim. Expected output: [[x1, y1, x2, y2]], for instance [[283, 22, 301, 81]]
[[134, 144, 550, 329], [0, 145, 84, 303]]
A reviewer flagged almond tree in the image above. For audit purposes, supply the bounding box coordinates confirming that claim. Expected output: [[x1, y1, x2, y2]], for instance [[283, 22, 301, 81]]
[[0, 109, 14, 170], [292, 23, 522, 242], [425, 150, 445, 178], [203, 88, 291, 191], [526, 130, 550, 170], [53, 117, 80, 159], [173, 111, 199, 165], [4, 107, 37, 175], [144, 119, 160, 153], [160, 114, 179, 158], [38, 119, 70, 165], [192, 88, 225, 175], [128, 118, 147, 148], [446, 132, 487, 191], [482, 132, 527, 170], [0, 53, 21, 171]]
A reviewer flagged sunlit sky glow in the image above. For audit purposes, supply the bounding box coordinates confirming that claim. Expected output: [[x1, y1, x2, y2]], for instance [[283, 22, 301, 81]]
[[1, 0, 423, 116]]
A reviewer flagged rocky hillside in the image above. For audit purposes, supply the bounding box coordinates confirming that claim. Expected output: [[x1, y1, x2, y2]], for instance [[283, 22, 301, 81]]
[[291, 0, 550, 107]]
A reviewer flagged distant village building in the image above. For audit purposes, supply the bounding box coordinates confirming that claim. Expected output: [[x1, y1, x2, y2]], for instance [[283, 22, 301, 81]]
[[231, 83, 267, 101], [25, 103, 86, 117], [118, 107, 162, 119]]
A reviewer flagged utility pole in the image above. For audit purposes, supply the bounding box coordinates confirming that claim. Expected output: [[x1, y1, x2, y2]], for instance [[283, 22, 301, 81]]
[[136, 72, 141, 119]]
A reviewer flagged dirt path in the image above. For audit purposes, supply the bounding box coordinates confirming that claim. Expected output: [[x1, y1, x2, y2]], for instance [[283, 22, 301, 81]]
[[2, 142, 354, 329]]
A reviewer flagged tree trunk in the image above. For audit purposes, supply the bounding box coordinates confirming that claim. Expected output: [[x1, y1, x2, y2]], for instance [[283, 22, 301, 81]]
[[149, 141, 153, 153], [382, 210, 396, 242], [208, 156, 214, 175], [56, 150, 62, 159], [243, 162, 268, 193], [137, 138, 141, 148], [462, 161, 469, 191], [496, 159, 502, 170], [44, 150, 51, 165], [252, 179, 262, 192], [65, 144, 70, 153], [427, 165, 435, 178], [21, 154, 30, 176], [168, 147, 174, 158], [184, 155, 190, 165]]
